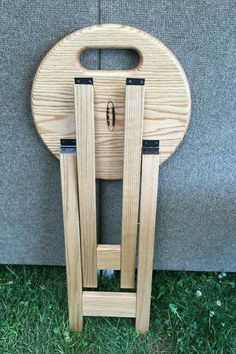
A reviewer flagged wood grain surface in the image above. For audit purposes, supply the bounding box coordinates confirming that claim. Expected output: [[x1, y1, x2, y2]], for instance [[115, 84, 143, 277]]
[[136, 154, 160, 334], [60, 153, 83, 332], [82, 291, 136, 317], [74, 81, 97, 287], [96, 244, 120, 270], [31, 24, 191, 179], [121, 81, 144, 288]]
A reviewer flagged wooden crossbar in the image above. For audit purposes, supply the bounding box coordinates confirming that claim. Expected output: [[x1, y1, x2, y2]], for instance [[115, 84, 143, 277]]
[[83, 291, 136, 317], [60, 151, 83, 332], [121, 78, 145, 288], [97, 244, 121, 270], [136, 148, 160, 333], [74, 78, 97, 288]]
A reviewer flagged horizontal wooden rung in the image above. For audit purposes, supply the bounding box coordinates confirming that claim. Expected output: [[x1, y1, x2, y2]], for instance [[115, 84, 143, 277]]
[[82, 291, 136, 317], [97, 244, 121, 270]]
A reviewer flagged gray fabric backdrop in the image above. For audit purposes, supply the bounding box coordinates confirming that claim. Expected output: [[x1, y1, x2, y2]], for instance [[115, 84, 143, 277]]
[[1, 0, 235, 271]]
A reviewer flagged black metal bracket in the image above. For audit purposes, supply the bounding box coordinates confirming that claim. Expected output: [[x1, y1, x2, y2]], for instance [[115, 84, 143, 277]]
[[60, 138, 76, 153], [74, 78, 93, 85], [126, 78, 145, 86], [142, 140, 159, 154]]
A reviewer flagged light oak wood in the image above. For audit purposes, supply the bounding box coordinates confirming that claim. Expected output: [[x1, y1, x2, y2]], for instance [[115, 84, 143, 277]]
[[82, 291, 136, 317], [136, 154, 160, 334], [32, 24, 191, 179], [74, 82, 97, 287], [97, 244, 120, 270], [121, 82, 145, 288], [33, 24, 191, 332], [60, 153, 83, 332]]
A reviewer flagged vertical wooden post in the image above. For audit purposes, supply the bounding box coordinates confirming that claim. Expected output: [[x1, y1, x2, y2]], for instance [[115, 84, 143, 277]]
[[60, 140, 83, 332], [136, 141, 159, 334], [121, 78, 145, 289], [74, 78, 97, 287]]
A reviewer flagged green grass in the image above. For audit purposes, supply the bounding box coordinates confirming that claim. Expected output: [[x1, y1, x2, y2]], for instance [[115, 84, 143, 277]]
[[0, 266, 235, 354]]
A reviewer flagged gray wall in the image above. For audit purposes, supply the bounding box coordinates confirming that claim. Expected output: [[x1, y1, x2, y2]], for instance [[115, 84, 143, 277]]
[[1, 0, 235, 271]]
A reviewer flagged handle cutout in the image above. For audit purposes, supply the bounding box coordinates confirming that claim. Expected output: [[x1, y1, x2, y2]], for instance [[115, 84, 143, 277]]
[[80, 49, 140, 71]]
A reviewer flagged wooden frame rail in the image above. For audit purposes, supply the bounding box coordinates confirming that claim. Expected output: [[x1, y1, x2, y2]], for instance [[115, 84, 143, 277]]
[[121, 78, 145, 288], [74, 78, 97, 287], [60, 143, 83, 332]]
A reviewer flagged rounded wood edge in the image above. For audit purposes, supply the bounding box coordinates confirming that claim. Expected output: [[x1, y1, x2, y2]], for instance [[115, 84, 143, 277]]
[[31, 24, 191, 170]]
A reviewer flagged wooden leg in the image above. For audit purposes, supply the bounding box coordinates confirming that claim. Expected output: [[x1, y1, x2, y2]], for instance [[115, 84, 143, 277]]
[[60, 77, 158, 332], [121, 78, 145, 288], [60, 151, 83, 332], [74, 78, 97, 287], [136, 146, 159, 334]]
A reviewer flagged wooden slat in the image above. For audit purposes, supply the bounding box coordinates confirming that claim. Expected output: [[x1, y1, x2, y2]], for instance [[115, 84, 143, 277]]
[[97, 244, 121, 270], [83, 291, 136, 317], [74, 79, 97, 287], [60, 153, 83, 332], [136, 153, 159, 334], [121, 79, 145, 288]]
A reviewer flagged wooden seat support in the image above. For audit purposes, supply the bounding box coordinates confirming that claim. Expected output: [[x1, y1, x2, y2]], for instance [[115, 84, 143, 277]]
[[59, 77, 160, 334], [74, 78, 97, 288], [121, 78, 145, 289]]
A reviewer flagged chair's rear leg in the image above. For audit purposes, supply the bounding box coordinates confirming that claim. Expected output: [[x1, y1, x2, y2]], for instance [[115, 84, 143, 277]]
[[60, 140, 83, 332], [136, 141, 160, 334]]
